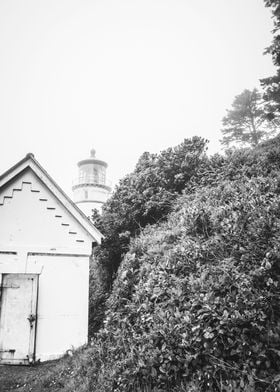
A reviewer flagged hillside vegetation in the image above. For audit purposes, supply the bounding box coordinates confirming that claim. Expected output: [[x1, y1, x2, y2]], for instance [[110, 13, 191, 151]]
[[19, 135, 280, 392]]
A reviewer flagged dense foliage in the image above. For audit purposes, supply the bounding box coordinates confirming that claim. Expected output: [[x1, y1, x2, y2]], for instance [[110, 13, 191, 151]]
[[88, 136, 208, 335], [89, 135, 280, 336], [72, 136, 280, 392], [220, 88, 279, 147], [92, 136, 208, 282], [261, 0, 280, 114], [98, 179, 280, 391]]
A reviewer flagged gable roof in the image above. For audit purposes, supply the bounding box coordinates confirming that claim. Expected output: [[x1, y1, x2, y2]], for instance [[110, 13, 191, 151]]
[[0, 153, 104, 244]]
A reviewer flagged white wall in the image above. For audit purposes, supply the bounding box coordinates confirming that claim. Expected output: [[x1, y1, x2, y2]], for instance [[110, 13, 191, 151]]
[[74, 184, 110, 204], [74, 185, 111, 216], [0, 170, 93, 252], [0, 168, 93, 361]]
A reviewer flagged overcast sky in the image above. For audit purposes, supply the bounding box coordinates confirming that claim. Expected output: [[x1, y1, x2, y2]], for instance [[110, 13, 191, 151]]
[[0, 0, 276, 195]]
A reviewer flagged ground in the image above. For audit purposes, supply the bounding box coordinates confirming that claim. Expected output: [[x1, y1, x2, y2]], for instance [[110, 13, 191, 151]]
[[0, 358, 72, 392]]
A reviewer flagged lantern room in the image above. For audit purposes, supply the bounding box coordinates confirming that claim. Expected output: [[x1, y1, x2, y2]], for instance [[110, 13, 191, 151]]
[[72, 149, 111, 216]]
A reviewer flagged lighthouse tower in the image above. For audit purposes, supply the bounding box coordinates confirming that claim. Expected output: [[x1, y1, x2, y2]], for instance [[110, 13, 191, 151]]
[[72, 149, 111, 217]]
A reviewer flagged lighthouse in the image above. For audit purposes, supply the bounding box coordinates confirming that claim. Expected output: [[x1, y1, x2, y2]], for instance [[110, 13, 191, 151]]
[[72, 149, 111, 217]]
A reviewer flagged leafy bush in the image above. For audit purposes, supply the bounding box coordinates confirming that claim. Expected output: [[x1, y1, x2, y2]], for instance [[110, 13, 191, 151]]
[[85, 135, 280, 390], [88, 137, 209, 335], [79, 173, 280, 391], [88, 252, 110, 336], [93, 136, 209, 280], [89, 135, 280, 339]]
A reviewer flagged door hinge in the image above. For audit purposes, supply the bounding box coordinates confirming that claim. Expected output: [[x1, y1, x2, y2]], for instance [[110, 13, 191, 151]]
[[27, 314, 37, 328]]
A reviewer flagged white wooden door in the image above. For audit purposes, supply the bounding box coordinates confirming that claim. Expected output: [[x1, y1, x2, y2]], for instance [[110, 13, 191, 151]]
[[0, 274, 38, 365]]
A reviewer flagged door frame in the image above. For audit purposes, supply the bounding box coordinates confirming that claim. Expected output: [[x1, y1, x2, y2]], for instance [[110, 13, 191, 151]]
[[0, 273, 39, 365]]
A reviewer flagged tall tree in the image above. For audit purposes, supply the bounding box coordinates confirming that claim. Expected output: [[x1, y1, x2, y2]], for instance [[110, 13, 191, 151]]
[[220, 88, 279, 148], [261, 0, 280, 114]]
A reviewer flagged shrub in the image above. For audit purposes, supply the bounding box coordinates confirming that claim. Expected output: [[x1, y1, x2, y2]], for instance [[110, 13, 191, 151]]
[[87, 175, 280, 391]]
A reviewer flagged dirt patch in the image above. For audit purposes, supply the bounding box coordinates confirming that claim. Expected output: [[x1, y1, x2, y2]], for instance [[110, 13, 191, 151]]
[[0, 360, 63, 392]]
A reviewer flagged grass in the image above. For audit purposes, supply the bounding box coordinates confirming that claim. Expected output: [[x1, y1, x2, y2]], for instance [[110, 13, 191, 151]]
[[0, 348, 89, 392]]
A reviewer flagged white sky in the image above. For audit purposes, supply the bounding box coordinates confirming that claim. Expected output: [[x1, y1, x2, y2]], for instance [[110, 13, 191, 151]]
[[0, 0, 276, 195]]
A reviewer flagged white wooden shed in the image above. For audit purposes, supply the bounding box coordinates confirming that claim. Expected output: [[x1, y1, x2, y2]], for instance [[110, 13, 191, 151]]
[[0, 153, 103, 365]]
